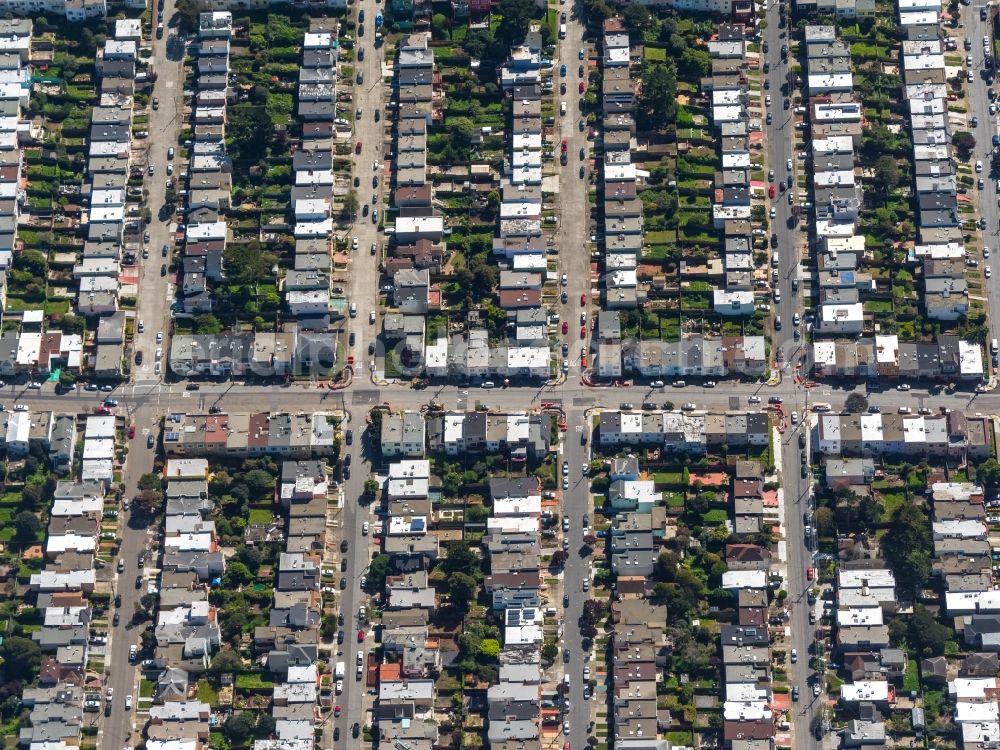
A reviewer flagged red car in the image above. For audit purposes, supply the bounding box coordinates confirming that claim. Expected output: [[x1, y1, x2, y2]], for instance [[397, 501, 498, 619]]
[[127, 425, 136, 439], [768, 184, 776, 199], [358, 630, 365, 642], [580, 326, 586, 339], [355, 141, 362, 154], [578, 81, 585, 93], [565, 743, 571, 750], [335, 705, 342, 717], [580, 293, 587, 305], [806, 566, 815, 581], [561, 139, 568, 152], [95, 406, 112, 415], [562, 321, 569, 335], [581, 354, 588, 367]]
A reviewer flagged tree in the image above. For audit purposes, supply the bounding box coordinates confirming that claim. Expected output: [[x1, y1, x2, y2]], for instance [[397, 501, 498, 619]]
[[448, 116, 476, 147], [242, 469, 275, 498], [194, 314, 223, 335], [228, 105, 273, 162], [881, 503, 932, 594], [813, 507, 835, 537], [449, 571, 478, 612], [223, 712, 258, 745], [622, 4, 653, 33], [342, 190, 360, 220], [0, 637, 41, 682], [679, 47, 711, 79], [175, 0, 201, 30], [872, 155, 901, 197], [12, 511, 40, 544], [478, 638, 501, 659], [210, 648, 244, 673], [857, 497, 883, 532], [443, 541, 478, 576], [638, 63, 677, 129], [977, 458, 1000, 489], [495, 0, 534, 47], [952, 130, 976, 160], [367, 554, 391, 591], [908, 605, 951, 656], [223, 561, 254, 588], [364, 478, 380, 496], [844, 393, 869, 413], [135, 489, 164, 517], [137, 472, 162, 492], [223, 241, 277, 287]]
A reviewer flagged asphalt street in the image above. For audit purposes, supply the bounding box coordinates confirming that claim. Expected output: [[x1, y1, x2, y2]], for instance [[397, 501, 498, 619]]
[[346, 3, 388, 378], [965, 6, 1000, 353], [101, 1, 185, 745], [760, 6, 820, 746], [333, 0, 390, 744], [555, 9, 598, 750]]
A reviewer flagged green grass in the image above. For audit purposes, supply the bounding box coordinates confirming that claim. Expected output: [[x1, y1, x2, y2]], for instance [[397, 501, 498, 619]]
[[902, 659, 919, 694], [196, 679, 219, 705], [702, 509, 729, 524], [248, 508, 273, 525], [234, 673, 274, 690], [879, 491, 906, 522], [139, 678, 155, 698], [653, 472, 685, 486]]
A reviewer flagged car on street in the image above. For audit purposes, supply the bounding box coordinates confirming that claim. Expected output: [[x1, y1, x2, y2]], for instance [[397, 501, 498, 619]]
[[792, 686, 799, 701], [562, 321, 569, 334], [768, 184, 775, 199], [977, 160, 984, 172], [791, 648, 797, 663], [806, 566, 815, 581], [988, 266, 993, 279], [973, 116, 979, 127]]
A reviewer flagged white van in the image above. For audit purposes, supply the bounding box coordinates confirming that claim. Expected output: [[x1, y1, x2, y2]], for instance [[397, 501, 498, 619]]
[[992, 338, 999, 354], [560, 101, 566, 116]]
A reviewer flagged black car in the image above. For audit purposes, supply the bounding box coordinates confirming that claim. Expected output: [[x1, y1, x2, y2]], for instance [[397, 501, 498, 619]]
[[162, 244, 169, 257], [338, 612, 345, 626], [354, 176, 360, 187], [563, 594, 570, 607], [792, 686, 800, 701], [334, 728, 340, 741], [781, 44, 788, 57], [135, 351, 143, 365], [799, 432, 806, 449], [801, 464, 809, 478], [337, 630, 345, 644], [374, 110, 380, 122], [563, 649, 570, 663], [344, 454, 352, 466], [340, 577, 348, 589], [115, 594, 122, 608], [113, 612, 120, 626], [343, 466, 351, 479], [787, 175, 793, 188], [160, 264, 167, 276], [137, 555, 144, 568], [368, 342, 376, 355], [341, 558, 348, 572], [136, 575, 143, 589], [186, 383, 200, 391], [771, 233, 778, 248], [341, 540, 349, 553], [346, 430, 353, 445], [352, 723, 361, 738]]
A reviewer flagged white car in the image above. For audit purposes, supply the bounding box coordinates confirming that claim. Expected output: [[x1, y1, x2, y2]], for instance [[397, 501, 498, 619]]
[[790, 411, 799, 425], [791, 648, 798, 663], [977, 160, 984, 173], [13, 404, 27, 411], [372, 160, 379, 171], [563, 722, 571, 735], [369, 311, 376, 324], [156, 331, 163, 343], [682, 402, 697, 411], [155, 347, 162, 360], [335, 680, 344, 694], [124, 695, 132, 710], [154, 362, 161, 375], [987, 266, 993, 278], [362, 521, 369, 535], [357, 652, 364, 666], [560, 273, 568, 286], [352, 236, 359, 250], [583, 666, 591, 680], [786, 159, 793, 171]]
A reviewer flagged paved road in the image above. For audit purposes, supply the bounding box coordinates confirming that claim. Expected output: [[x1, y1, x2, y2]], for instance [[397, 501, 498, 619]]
[[555, 8, 598, 750], [332, 0, 388, 744], [762, 2, 803, 355], [759, 7, 820, 746], [102, 1, 185, 744], [133, 2, 186, 385], [348, 9, 389, 376], [965, 6, 1000, 356], [557, 3, 593, 385]]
